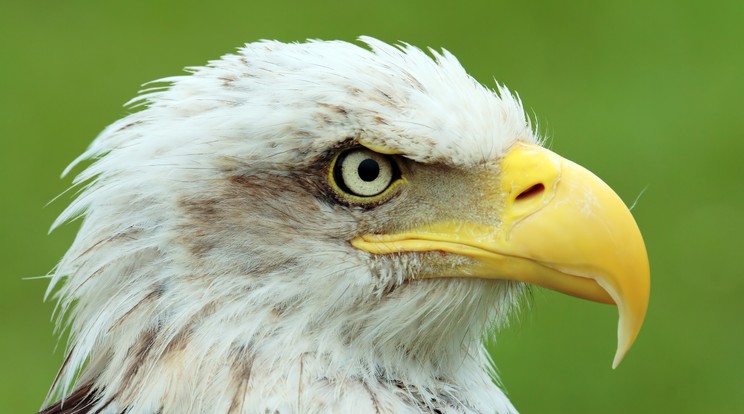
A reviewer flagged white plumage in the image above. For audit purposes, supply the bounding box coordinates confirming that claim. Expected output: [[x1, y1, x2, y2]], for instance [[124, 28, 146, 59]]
[[42, 37, 649, 414]]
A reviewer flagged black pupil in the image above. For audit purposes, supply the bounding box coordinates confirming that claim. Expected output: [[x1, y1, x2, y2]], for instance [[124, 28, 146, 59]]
[[358, 158, 380, 182]]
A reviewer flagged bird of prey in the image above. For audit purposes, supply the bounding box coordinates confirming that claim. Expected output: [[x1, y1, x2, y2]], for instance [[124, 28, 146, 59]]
[[40, 37, 650, 414]]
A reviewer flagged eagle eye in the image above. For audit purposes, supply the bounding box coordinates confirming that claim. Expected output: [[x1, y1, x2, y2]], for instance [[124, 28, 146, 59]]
[[330, 147, 402, 202]]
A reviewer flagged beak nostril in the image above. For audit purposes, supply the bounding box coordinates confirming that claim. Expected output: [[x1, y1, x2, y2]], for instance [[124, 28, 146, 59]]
[[516, 183, 545, 201]]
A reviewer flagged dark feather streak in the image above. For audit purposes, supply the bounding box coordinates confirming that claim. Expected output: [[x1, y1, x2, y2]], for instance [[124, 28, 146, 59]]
[[38, 384, 97, 414]]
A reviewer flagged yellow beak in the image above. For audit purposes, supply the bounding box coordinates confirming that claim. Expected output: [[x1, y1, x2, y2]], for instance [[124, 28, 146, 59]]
[[352, 142, 650, 368]]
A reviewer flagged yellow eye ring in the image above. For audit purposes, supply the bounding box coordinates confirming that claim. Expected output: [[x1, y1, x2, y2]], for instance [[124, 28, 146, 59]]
[[328, 147, 404, 205]]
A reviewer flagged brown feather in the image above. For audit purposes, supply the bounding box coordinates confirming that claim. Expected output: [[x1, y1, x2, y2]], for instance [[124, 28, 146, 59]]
[[38, 384, 99, 414]]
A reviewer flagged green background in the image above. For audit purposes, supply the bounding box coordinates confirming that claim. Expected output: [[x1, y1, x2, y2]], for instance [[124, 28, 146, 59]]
[[2, 0, 742, 412]]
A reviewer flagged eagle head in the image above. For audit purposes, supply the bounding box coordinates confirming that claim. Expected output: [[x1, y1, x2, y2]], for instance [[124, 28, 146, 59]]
[[43, 37, 649, 413]]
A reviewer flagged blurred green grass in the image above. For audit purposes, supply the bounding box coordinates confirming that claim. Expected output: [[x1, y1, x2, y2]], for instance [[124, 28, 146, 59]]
[[2, 0, 742, 412]]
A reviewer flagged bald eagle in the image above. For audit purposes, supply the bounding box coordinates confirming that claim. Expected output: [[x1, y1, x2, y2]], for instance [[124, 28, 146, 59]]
[[40, 37, 649, 414]]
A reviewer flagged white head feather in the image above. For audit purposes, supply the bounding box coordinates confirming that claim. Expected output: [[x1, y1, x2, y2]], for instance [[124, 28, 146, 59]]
[[46, 37, 536, 413]]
